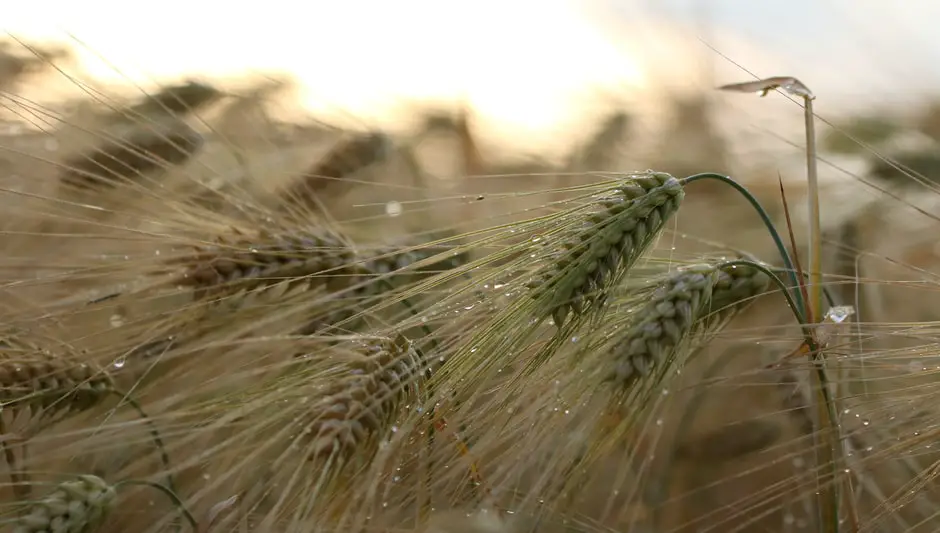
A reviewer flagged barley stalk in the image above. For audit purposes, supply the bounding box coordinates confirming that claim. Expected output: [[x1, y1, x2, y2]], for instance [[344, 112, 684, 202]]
[[529, 172, 684, 328], [6, 475, 116, 533]]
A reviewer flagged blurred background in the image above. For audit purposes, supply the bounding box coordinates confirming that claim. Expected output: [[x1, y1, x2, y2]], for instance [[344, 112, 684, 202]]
[[5, 0, 940, 287]]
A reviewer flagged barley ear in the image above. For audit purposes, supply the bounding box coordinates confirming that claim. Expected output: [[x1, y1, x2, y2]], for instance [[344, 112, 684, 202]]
[[707, 257, 773, 319], [301, 334, 423, 461], [531, 171, 684, 328], [608, 264, 720, 387], [9, 475, 116, 533]]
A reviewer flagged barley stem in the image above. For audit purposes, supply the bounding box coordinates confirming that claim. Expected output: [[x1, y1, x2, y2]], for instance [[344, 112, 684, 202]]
[[803, 96, 823, 319], [114, 479, 198, 531], [109, 391, 177, 495], [680, 172, 802, 312]]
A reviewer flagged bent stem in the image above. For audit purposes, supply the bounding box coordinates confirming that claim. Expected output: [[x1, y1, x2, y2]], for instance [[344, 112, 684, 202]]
[[115, 479, 198, 531], [110, 391, 177, 495], [680, 173, 803, 312]]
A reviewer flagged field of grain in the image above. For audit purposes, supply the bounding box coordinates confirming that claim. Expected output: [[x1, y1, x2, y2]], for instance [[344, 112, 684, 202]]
[[2, 32, 940, 533]]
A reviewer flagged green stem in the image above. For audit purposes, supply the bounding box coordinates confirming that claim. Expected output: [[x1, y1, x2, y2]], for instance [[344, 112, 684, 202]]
[[681, 173, 804, 313], [717, 260, 806, 327], [109, 391, 177, 495], [115, 479, 198, 530]]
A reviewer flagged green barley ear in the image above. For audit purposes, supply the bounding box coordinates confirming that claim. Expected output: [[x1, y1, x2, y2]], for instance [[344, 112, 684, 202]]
[[9, 475, 117, 533], [608, 263, 721, 386], [608, 258, 770, 388], [707, 256, 773, 320], [530, 171, 684, 328]]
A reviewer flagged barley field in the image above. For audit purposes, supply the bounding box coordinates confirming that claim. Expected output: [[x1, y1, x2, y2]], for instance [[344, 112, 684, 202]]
[[2, 5, 940, 532]]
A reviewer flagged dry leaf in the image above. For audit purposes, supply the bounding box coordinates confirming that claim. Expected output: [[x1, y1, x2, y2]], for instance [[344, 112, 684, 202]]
[[718, 76, 815, 100]]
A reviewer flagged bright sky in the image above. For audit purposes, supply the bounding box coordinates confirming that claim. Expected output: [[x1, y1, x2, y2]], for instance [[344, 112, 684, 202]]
[[4, 0, 649, 149], [7, 0, 940, 153]]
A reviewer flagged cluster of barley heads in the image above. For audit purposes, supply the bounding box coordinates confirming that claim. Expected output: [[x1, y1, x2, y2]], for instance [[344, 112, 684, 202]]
[[3, 61, 937, 533]]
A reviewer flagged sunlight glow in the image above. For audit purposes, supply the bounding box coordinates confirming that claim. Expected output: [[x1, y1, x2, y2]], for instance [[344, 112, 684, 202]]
[[4, 0, 647, 144]]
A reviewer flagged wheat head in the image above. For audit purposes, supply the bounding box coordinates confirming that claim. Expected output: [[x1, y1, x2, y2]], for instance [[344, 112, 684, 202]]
[[281, 130, 392, 213], [59, 122, 204, 191]]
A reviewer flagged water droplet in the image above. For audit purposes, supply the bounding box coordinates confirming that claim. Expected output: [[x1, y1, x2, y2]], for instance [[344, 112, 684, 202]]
[[112, 357, 126, 369], [824, 305, 855, 324], [109, 314, 125, 328], [655, 418, 663, 426], [385, 201, 403, 217], [570, 336, 580, 343]]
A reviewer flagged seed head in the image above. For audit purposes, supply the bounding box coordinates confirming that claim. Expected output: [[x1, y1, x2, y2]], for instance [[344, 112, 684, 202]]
[[608, 264, 719, 385], [608, 259, 771, 386], [530, 172, 685, 328], [174, 227, 362, 300], [0, 338, 113, 414], [707, 259, 772, 319], [300, 335, 423, 460], [10, 475, 117, 533]]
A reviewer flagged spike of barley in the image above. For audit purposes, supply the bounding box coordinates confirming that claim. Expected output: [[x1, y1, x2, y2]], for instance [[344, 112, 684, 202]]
[[300, 335, 423, 460], [296, 242, 470, 336], [530, 172, 685, 328], [173, 227, 363, 300], [60, 122, 204, 191], [609, 264, 720, 385], [282, 131, 392, 211], [10, 475, 117, 533], [0, 337, 113, 414], [609, 260, 768, 386], [707, 258, 772, 319]]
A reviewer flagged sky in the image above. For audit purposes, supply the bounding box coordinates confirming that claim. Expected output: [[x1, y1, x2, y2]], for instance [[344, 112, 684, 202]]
[[5, 0, 940, 151]]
